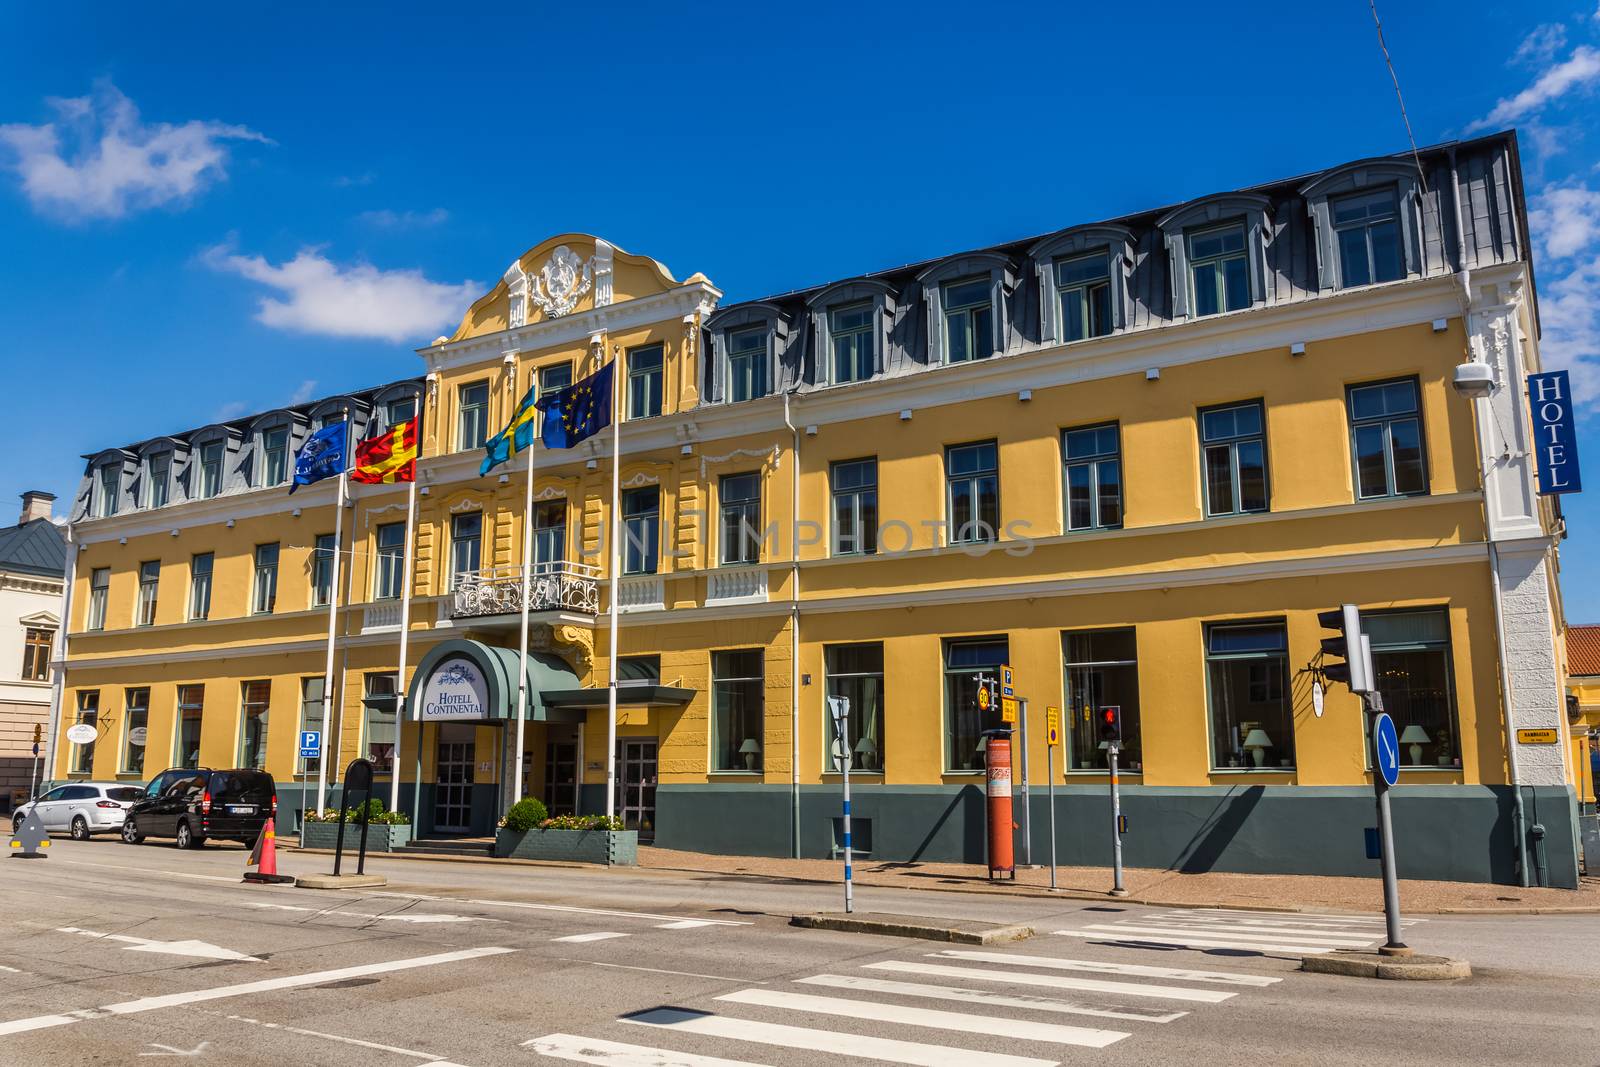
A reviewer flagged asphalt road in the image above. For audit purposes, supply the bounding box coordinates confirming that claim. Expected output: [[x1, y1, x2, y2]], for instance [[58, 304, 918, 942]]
[[2, 839, 1596, 1065]]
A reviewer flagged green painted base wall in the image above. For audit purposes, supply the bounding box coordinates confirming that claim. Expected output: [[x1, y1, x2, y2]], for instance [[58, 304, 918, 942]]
[[653, 782, 1581, 888]]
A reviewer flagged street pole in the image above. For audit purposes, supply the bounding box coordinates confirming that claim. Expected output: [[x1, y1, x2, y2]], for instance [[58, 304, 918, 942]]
[[842, 731, 853, 915], [1367, 693, 1408, 952], [1109, 741, 1127, 897], [1046, 726, 1057, 891], [828, 695, 853, 914], [1018, 697, 1031, 867]]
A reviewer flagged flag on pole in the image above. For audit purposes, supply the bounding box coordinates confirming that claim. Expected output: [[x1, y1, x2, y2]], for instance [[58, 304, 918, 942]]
[[351, 418, 418, 484], [481, 384, 539, 476], [537, 362, 614, 449], [288, 421, 348, 494]]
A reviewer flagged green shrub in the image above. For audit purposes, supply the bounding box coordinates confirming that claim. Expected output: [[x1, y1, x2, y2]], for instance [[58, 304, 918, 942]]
[[341, 798, 410, 825], [540, 814, 624, 831], [503, 797, 549, 832]]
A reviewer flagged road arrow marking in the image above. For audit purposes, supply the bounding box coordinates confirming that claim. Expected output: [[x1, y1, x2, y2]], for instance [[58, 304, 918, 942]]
[[57, 927, 260, 962]]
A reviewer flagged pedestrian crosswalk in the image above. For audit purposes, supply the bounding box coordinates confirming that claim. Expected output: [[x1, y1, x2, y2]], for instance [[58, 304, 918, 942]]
[[523, 942, 1285, 1065], [1051, 907, 1424, 956]]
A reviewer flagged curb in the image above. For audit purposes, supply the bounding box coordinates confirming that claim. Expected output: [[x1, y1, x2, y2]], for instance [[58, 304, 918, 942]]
[[792, 912, 1034, 944], [1302, 951, 1472, 981]]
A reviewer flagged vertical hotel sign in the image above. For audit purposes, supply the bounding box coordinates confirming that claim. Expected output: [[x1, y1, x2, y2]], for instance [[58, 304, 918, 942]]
[[1528, 370, 1582, 495]]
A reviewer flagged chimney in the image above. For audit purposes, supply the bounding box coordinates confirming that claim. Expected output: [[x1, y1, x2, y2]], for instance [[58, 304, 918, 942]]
[[19, 490, 55, 525]]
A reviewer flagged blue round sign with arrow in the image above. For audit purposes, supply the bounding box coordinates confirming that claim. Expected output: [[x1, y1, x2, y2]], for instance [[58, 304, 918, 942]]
[[1373, 712, 1400, 788]]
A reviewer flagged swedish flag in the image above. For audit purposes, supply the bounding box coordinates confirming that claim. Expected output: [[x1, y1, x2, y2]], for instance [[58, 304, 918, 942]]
[[537, 361, 615, 450], [480, 383, 539, 476]]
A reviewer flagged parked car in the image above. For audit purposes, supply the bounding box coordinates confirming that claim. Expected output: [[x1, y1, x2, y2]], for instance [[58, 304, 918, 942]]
[[121, 768, 277, 850], [11, 782, 143, 840]]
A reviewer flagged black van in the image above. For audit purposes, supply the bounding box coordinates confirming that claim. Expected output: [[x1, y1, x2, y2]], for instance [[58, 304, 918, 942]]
[[121, 768, 277, 849]]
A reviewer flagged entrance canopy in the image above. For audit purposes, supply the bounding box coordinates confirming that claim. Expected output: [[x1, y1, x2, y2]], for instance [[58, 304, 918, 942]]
[[542, 684, 696, 710], [408, 638, 587, 724]]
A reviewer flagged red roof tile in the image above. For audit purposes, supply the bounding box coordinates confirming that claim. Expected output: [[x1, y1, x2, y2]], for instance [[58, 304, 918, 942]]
[[1567, 625, 1600, 678]]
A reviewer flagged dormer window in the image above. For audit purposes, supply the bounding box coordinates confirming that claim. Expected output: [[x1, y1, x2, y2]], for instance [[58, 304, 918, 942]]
[[1055, 255, 1112, 342], [146, 452, 171, 508], [829, 304, 873, 383], [942, 278, 993, 363], [198, 439, 224, 499], [1188, 223, 1251, 317], [261, 425, 290, 486], [1157, 194, 1271, 320], [94, 464, 119, 518], [1300, 160, 1423, 292], [1333, 189, 1402, 287], [727, 327, 768, 402]]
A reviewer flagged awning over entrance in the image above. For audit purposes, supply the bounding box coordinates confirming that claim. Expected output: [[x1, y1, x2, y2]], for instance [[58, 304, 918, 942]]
[[543, 685, 697, 709], [407, 638, 588, 724]]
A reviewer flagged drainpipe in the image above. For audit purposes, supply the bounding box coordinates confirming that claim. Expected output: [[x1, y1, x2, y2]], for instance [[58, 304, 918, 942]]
[[782, 389, 801, 859], [44, 522, 76, 788]]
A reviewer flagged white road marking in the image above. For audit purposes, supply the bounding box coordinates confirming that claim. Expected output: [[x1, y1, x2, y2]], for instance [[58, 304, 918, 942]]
[[1182, 908, 1420, 925], [1156, 919, 1388, 938], [526, 1033, 765, 1066], [56, 927, 260, 962], [138, 1041, 210, 1057], [863, 960, 1235, 1003], [1052, 929, 1343, 955], [0, 946, 515, 1038], [656, 920, 720, 930], [371, 891, 749, 927], [553, 932, 630, 943], [50, 859, 238, 882], [552, 958, 767, 984], [217, 1011, 447, 1060], [1079, 923, 1374, 948], [933, 950, 1281, 986], [246, 902, 501, 924], [621, 1008, 1057, 1067], [0, 966, 24, 974], [716, 988, 1127, 1049], [796, 973, 1187, 1023]]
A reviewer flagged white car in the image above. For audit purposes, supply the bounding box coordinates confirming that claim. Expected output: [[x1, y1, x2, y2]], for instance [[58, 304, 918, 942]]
[[12, 783, 143, 840]]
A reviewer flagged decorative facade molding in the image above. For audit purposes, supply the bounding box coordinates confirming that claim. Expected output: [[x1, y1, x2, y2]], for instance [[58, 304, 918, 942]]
[[700, 445, 780, 479], [504, 260, 529, 329], [531, 245, 595, 319]]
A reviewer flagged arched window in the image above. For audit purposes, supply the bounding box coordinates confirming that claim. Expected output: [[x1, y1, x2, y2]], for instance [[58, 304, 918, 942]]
[[1156, 194, 1273, 319], [1299, 160, 1426, 291], [1028, 226, 1137, 345], [806, 280, 896, 386], [915, 253, 1016, 365], [705, 304, 787, 405]]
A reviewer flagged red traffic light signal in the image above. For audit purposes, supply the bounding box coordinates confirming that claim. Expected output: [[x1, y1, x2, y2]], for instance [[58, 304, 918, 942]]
[[1098, 705, 1123, 744]]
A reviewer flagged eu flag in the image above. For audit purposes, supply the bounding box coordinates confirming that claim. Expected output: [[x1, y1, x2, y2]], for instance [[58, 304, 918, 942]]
[[289, 421, 348, 494], [537, 361, 615, 449]]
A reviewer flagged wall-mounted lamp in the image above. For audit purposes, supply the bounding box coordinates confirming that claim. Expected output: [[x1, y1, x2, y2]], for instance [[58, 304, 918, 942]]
[[1290, 342, 1306, 357], [586, 459, 598, 470], [680, 444, 694, 456], [1452, 362, 1495, 399], [1145, 367, 1161, 382], [899, 409, 913, 421], [1431, 318, 1449, 333], [118, 537, 127, 545], [497, 473, 510, 485], [225, 519, 235, 528], [805, 425, 818, 436], [1018, 389, 1033, 402], [170, 529, 179, 538]]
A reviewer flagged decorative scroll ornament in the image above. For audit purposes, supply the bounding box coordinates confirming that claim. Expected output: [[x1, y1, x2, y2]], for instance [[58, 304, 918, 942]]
[[531, 246, 595, 319]]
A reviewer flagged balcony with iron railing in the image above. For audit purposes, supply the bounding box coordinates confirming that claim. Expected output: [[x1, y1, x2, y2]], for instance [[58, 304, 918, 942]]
[[448, 561, 602, 620]]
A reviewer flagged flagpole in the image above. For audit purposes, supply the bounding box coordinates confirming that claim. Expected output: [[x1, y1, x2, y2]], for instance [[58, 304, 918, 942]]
[[390, 424, 419, 813], [605, 357, 621, 824], [513, 395, 536, 807], [314, 415, 349, 816]]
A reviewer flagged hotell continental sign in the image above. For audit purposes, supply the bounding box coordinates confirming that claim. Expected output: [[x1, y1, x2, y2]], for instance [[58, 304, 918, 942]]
[[47, 131, 1591, 888]]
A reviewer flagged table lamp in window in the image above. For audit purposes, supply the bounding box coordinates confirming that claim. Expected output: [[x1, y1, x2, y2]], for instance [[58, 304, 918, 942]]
[[1399, 724, 1431, 767], [854, 736, 878, 772], [1242, 728, 1273, 767], [738, 738, 762, 772]]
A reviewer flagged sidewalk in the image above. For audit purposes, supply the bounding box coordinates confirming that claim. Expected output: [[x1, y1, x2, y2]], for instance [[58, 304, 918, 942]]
[[637, 846, 1600, 914]]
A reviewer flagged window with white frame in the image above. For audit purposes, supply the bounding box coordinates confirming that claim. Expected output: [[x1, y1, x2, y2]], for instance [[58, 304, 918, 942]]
[[374, 523, 404, 599], [450, 511, 482, 586], [628, 344, 664, 419], [727, 327, 768, 403], [21, 627, 52, 681], [1200, 401, 1268, 517], [299, 676, 325, 778], [458, 381, 490, 450], [73, 691, 99, 773], [533, 501, 566, 568], [829, 304, 874, 383], [1055, 254, 1112, 342], [174, 685, 203, 769], [622, 487, 659, 576], [252, 543, 279, 614], [311, 534, 336, 606], [135, 560, 159, 627], [189, 553, 213, 621], [238, 680, 271, 770], [364, 672, 397, 773], [198, 439, 224, 498], [942, 278, 993, 363], [538, 362, 572, 399], [95, 463, 119, 518], [262, 425, 290, 486], [146, 452, 171, 508], [830, 458, 877, 556], [121, 687, 150, 774], [719, 473, 761, 565], [1348, 378, 1426, 500], [87, 568, 109, 631]]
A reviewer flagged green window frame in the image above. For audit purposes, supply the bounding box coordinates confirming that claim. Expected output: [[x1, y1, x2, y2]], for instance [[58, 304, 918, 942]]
[[189, 553, 213, 621], [711, 649, 764, 773], [825, 643, 884, 774], [1205, 622, 1293, 771], [622, 487, 659, 576], [830, 458, 877, 556], [829, 303, 874, 383], [1333, 188, 1403, 288], [1188, 223, 1250, 316], [628, 344, 664, 420], [238, 680, 270, 770], [174, 685, 204, 769], [942, 278, 993, 363], [457, 381, 490, 450], [1062, 423, 1121, 531], [1364, 609, 1460, 769], [1348, 378, 1427, 500], [252, 543, 279, 614], [727, 327, 768, 403], [943, 637, 1008, 772], [1063, 629, 1141, 773], [121, 687, 150, 775], [1199, 401, 1268, 517], [262, 425, 290, 486], [374, 524, 404, 600], [1055, 254, 1112, 342], [945, 441, 998, 544], [719, 473, 761, 565]]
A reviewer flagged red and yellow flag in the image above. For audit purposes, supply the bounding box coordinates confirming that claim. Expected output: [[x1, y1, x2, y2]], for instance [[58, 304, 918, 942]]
[[351, 418, 418, 484]]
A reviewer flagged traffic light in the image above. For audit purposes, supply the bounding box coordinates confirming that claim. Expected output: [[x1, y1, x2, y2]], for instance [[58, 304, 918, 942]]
[[1318, 603, 1371, 694], [32, 723, 41, 745], [1098, 705, 1123, 744]]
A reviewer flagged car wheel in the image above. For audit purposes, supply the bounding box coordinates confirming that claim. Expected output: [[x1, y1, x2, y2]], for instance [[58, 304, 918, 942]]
[[10, 815, 21, 834], [70, 816, 90, 841], [121, 817, 144, 844], [175, 820, 194, 849]]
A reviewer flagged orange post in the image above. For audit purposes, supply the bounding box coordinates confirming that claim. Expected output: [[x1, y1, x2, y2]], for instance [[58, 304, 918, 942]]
[[985, 731, 1015, 880]]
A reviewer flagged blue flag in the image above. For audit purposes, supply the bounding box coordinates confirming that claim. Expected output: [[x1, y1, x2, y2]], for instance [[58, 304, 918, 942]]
[[289, 421, 348, 494], [537, 361, 615, 449], [481, 383, 539, 476]]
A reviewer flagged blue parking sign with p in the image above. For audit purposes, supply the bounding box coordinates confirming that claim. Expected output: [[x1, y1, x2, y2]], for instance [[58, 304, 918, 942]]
[[299, 731, 321, 759]]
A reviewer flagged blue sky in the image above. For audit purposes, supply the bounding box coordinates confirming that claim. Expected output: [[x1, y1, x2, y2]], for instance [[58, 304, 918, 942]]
[[3, 2, 1599, 609]]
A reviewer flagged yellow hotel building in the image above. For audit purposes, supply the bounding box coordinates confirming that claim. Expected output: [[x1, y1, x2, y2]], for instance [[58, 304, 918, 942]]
[[49, 132, 1587, 887]]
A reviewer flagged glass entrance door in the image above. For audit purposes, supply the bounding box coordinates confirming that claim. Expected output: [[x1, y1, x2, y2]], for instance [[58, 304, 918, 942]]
[[614, 739, 657, 841], [434, 738, 474, 833], [543, 741, 577, 817]]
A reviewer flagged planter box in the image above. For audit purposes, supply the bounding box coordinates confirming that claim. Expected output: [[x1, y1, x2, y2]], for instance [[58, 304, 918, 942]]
[[299, 821, 413, 852], [495, 827, 637, 865]]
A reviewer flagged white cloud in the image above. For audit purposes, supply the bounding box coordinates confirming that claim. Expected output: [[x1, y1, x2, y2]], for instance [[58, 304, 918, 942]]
[[1512, 23, 1567, 67], [0, 81, 268, 221], [1529, 182, 1600, 407], [356, 207, 450, 229], [289, 379, 318, 405], [1468, 45, 1600, 131], [204, 244, 481, 343]]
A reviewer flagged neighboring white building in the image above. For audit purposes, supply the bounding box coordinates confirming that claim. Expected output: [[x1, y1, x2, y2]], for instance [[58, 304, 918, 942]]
[[0, 492, 65, 810]]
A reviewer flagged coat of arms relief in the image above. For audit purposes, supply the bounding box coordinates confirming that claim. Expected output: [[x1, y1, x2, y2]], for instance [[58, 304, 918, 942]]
[[504, 240, 614, 329]]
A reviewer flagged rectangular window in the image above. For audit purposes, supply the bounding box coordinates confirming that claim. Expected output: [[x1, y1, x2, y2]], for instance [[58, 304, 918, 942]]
[[618, 654, 661, 687], [945, 441, 999, 544], [537, 364, 572, 434], [96, 464, 119, 518], [374, 524, 404, 599], [299, 676, 325, 778], [263, 426, 290, 486], [189, 553, 213, 621], [21, 627, 52, 681], [727, 327, 768, 403], [1200, 401, 1268, 517], [252, 543, 279, 614], [622, 487, 659, 576], [364, 673, 397, 774], [533, 501, 566, 568], [386, 396, 417, 429], [719, 472, 761, 565], [944, 637, 1008, 772], [628, 344, 664, 420], [826, 643, 884, 773], [199, 440, 224, 499], [121, 687, 150, 774], [829, 303, 874, 383], [135, 560, 159, 627], [1348, 378, 1426, 500], [1055, 254, 1112, 342], [1334, 189, 1403, 288], [458, 381, 490, 450], [1206, 622, 1293, 770], [943, 277, 993, 363], [147, 453, 171, 509], [830, 458, 878, 556], [1062, 424, 1122, 531], [450, 512, 482, 587], [239, 680, 271, 770], [311, 534, 336, 607], [711, 649, 764, 772], [1189, 224, 1250, 316], [1063, 630, 1141, 772], [1366, 609, 1460, 768], [73, 691, 98, 773], [175, 685, 204, 769], [87, 567, 109, 631]]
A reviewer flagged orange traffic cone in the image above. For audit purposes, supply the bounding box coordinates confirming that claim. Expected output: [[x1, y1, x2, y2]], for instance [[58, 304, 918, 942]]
[[243, 818, 294, 884]]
